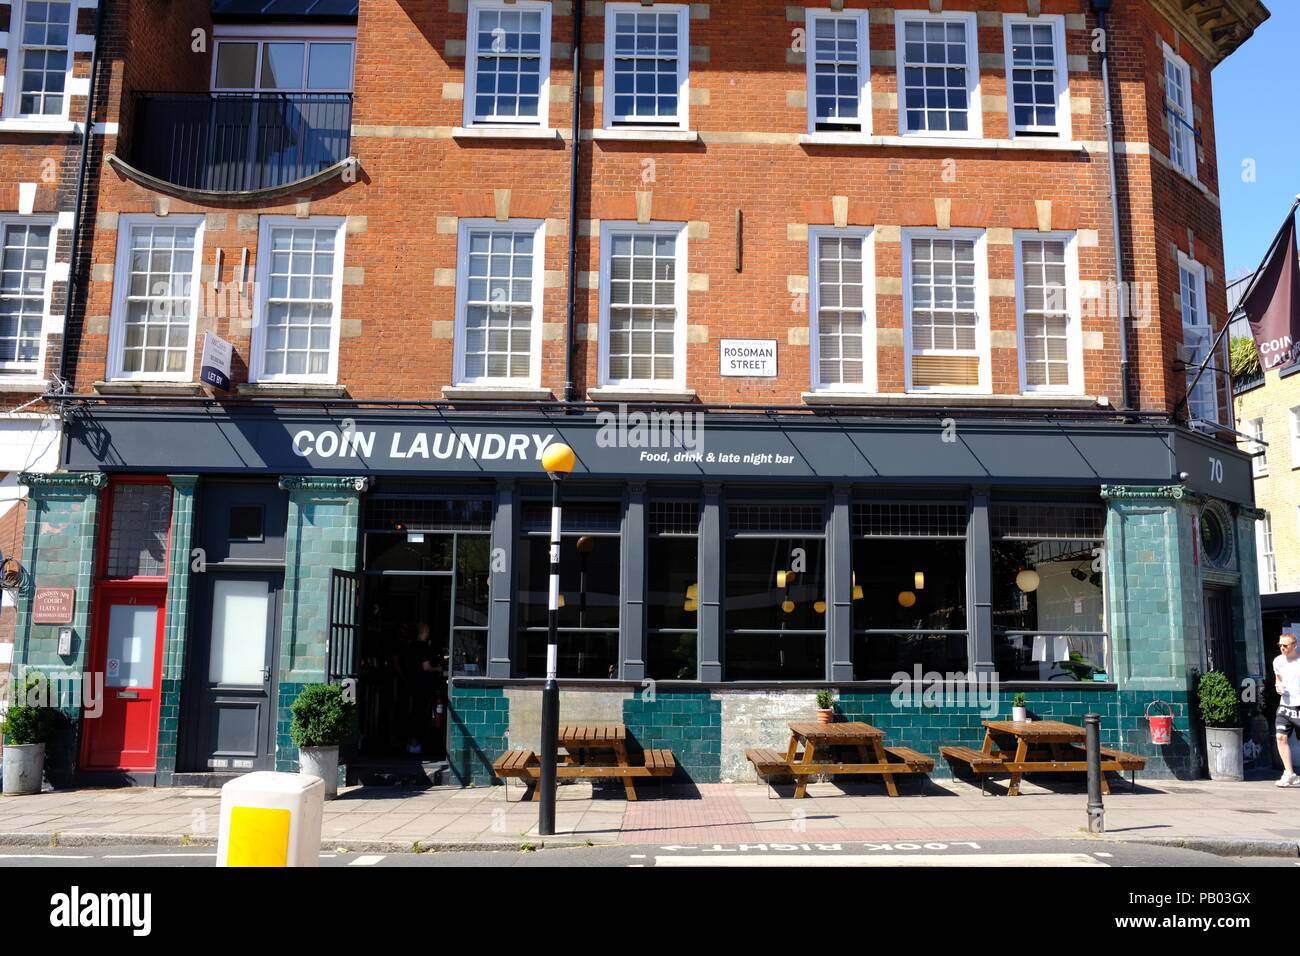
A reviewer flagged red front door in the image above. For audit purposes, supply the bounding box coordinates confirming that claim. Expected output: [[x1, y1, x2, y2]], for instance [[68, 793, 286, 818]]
[[79, 479, 175, 773], [81, 583, 167, 771]]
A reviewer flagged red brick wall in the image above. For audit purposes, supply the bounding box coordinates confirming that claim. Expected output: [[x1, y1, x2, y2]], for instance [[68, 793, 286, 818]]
[[66, 0, 1243, 418]]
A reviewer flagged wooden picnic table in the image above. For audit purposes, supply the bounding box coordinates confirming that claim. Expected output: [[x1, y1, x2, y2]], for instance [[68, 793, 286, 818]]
[[492, 723, 675, 802], [746, 721, 933, 799], [940, 720, 1146, 796]]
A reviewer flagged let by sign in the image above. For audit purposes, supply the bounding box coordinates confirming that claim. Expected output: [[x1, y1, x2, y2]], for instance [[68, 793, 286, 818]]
[[32, 587, 75, 625]]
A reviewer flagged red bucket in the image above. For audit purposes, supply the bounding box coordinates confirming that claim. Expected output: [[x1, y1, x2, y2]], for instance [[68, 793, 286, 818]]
[[1146, 700, 1174, 745]]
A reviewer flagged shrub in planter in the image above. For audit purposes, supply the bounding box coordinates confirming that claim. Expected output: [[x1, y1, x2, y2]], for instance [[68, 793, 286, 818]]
[[1198, 671, 1243, 781], [290, 684, 356, 797], [815, 689, 834, 724], [2, 673, 55, 795]]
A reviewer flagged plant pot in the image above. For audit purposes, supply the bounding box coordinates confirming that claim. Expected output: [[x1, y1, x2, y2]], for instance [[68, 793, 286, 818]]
[[816, 708, 833, 724], [1205, 726, 1243, 781], [298, 745, 340, 798], [2, 742, 45, 796], [1012, 706, 1028, 723]]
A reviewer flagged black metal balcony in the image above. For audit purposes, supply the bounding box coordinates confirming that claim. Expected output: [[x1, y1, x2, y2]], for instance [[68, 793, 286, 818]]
[[127, 92, 353, 194]]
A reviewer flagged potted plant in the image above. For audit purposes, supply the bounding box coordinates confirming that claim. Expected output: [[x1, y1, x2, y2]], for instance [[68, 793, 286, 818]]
[[815, 690, 835, 724], [1011, 692, 1028, 723], [1, 673, 54, 796], [1199, 670, 1242, 781], [290, 683, 356, 798]]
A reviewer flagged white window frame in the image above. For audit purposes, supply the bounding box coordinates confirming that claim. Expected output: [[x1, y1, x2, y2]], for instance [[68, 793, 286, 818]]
[[804, 8, 871, 135], [249, 215, 346, 385], [808, 225, 876, 393], [1002, 13, 1069, 140], [902, 227, 991, 394], [3, 0, 77, 121], [1013, 230, 1083, 395], [210, 24, 357, 93], [453, 218, 546, 387], [1162, 43, 1196, 179], [597, 220, 688, 390], [107, 215, 206, 383], [1291, 406, 1300, 469], [1247, 417, 1267, 477], [0, 214, 56, 377], [1177, 251, 1219, 426], [463, 0, 551, 129], [894, 10, 982, 139], [602, 3, 690, 131], [1257, 512, 1277, 595]]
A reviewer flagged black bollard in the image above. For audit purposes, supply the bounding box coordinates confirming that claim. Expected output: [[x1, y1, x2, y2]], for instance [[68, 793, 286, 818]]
[[1085, 712, 1104, 833]]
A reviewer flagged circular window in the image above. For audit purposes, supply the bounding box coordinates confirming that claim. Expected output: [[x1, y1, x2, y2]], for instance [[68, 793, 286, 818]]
[[1199, 506, 1233, 569]]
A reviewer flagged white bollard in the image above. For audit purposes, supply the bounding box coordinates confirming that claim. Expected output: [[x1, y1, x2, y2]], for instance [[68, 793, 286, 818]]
[[216, 771, 324, 867]]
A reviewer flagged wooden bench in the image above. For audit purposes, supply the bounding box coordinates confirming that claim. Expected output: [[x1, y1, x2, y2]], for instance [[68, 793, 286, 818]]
[[940, 745, 1008, 793], [748, 725, 934, 798], [492, 746, 676, 801]]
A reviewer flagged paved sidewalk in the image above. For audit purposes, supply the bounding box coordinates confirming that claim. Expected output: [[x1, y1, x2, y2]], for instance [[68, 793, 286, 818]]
[[0, 776, 1297, 854]]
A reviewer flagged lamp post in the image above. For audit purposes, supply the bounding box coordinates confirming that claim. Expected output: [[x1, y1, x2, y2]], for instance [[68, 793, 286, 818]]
[[538, 441, 575, 836]]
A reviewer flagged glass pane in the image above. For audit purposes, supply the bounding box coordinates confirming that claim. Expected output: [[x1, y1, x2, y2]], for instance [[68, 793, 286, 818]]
[[852, 538, 967, 632], [105, 484, 173, 577], [208, 578, 270, 685], [105, 604, 159, 689], [725, 536, 827, 633], [647, 536, 697, 631], [214, 42, 258, 88], [261, 42, 306, 90], [992, 538, 1104, 632], [853, 632, 968, 681], [648, 632, 696, 681], [307, 42, 353, 90], [454, 535, 490, 627], [363, 532, 454, 572], [518, 533, 621, 629]]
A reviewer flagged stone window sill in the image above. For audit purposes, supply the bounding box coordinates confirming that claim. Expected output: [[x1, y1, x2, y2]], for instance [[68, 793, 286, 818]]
[[0, 378, 49, 394], [452, 126, 561, 141], [587, 386, 697, 403], [441, 385, 554, 401], [94, 381, 205, 396], [592, 128, 699, 144], [236, 383, 349, 399], [799, 132, 1085, 153]]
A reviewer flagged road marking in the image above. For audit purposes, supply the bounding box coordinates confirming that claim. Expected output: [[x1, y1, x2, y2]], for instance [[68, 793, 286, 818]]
[[103, 853, 216, 859], [1094, 852, 1114, 858], [654, 854, 1107, 868], [630, 854, 646, 859], [348, 855, 386, 866], [0, 854, 92, 860]]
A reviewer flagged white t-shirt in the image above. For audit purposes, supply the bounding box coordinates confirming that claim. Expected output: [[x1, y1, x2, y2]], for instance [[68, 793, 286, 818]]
[[1274, 653, 1300, 708]]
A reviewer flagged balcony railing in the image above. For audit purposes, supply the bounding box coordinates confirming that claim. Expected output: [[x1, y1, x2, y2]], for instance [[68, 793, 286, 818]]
[[128, 92, 353, 193]]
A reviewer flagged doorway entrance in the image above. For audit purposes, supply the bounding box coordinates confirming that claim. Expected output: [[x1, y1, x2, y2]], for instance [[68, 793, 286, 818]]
[[1203, 585, 1238, 686], [81, 481, 174, 773], [182, 480, 288, 774], [357, 495, 492, 764]]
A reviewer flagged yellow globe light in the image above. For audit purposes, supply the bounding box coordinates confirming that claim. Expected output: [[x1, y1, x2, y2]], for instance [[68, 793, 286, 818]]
[[898, 590, 917, 608], [1016, 568, 1041, 593], [813, 600, 827, 614], [541, 442, 576, 475], [575, 535, 596, 553], [781, 599, 796, 613]]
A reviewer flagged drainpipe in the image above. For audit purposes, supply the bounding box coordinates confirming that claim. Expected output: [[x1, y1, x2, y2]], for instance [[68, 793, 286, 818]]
[[562, 0, 585, 404], [57, 0, 108, 393], [1091, 0, 1131, 410]]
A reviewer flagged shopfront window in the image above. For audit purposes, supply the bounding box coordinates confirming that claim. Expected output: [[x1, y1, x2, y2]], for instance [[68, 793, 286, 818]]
[[647, 500, 698, 680], [852, 503, 968, 679], [519, 500, 621, 678], [991, 503, 1106, 681], [104, 482, 174, 579], [725, 503, 826, 680]]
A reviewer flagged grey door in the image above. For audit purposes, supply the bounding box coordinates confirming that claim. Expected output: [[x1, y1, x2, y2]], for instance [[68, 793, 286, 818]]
[[191, 571, 283, 771], [1203, 586, 1237, 686], [182, 480, 289, 772]]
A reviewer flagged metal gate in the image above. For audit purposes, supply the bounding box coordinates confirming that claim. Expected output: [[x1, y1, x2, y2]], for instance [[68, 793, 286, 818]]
[[328, 568, 362, 683]]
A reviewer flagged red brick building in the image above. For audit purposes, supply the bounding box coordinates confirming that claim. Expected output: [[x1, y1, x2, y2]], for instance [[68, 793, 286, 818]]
[[3, 0, 1274, 787]]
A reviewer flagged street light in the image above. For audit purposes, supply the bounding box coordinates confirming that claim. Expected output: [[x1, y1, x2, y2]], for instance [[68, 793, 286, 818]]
[[538, 441, 575, 836]]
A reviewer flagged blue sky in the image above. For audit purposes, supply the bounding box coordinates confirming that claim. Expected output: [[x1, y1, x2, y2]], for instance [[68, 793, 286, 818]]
[[1213, 3, 1300, 280]]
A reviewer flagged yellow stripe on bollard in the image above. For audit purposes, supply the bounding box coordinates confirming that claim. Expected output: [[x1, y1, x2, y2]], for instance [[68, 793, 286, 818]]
[[227, 806, 291, 867]]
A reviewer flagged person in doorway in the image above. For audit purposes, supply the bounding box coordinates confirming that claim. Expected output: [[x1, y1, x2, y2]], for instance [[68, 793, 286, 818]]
[[1274, 631, 1300, 787], [406, 623, 441, 756]]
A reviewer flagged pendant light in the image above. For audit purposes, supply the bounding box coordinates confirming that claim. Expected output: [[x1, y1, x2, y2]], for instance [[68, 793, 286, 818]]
[[813, 600, 827, 614], [852, 572, 863, 601], [1016, 568, 1041, 593], [898, 590, 916, 608], [914, 571, 925, 590], [781, 599, 796, 613]]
